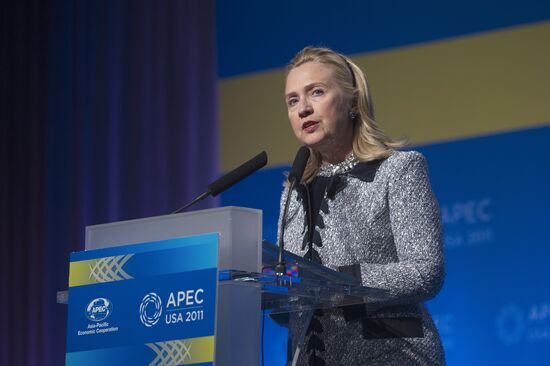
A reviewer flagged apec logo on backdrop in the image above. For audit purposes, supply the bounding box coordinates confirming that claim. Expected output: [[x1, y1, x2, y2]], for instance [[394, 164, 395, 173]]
[[139, 288, 205, 328], [76, 297, 119, 337], [441, 198, 492, 225], [496, 302, 550, 345], [139, 293, 163, 327], [441, 197, 495, 249], [85, 297, 113, 322]]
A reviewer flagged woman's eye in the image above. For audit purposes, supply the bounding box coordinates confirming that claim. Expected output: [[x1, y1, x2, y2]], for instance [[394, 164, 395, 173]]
[[312, 88, 324, 96], [287, 98, 298, 107]]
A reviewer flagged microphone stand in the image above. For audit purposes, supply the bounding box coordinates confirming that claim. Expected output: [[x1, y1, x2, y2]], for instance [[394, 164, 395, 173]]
[[275, 178, 297, 279], [171, 192, 210, 214], [274, 146, 310, 282]]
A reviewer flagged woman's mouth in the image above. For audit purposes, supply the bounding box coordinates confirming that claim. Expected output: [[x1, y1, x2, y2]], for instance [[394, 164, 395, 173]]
[[302, 120, 319, 133]]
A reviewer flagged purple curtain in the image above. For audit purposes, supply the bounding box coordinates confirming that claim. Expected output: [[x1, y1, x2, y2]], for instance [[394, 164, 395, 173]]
[[1, 1, 218, 364]]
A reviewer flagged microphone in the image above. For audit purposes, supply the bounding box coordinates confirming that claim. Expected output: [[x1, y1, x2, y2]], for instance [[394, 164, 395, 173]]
[[288, 146, 310, 184], [276, 146, 310, 276], [172, 151, 268, 214]]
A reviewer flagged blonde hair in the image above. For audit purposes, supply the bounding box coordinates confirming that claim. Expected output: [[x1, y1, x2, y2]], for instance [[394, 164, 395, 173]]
[[287, 46, 406, 183]]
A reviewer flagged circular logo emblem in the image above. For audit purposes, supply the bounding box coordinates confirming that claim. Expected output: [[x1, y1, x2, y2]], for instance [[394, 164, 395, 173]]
[[85, 298, 113, 322], [496, 304, 525, 345], [140, 292, 162, 327]]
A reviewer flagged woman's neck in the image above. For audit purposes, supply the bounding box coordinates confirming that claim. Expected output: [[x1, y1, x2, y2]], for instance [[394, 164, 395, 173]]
[[318, 138, 354, 165]]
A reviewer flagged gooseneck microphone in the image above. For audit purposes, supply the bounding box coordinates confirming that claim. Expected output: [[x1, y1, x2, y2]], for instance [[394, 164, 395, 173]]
[[276, 146, 310, 276], [172, 151, 268, 214]]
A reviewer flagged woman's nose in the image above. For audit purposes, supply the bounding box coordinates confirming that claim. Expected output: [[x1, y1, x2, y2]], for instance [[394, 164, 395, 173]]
[[298, 99, 313, 118]]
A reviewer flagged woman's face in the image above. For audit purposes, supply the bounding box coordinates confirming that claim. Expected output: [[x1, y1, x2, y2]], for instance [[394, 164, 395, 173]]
[[285, 61, 353, 158]]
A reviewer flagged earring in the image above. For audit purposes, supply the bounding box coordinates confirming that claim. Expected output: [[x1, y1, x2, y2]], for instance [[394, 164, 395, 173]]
[[349, 110, 358, 120]]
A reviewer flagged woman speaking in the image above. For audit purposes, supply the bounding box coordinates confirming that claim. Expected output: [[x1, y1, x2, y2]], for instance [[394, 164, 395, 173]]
[[279, 46, 445, 365]]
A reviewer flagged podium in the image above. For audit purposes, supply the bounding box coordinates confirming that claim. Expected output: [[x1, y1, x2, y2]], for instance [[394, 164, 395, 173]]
[[62, 207, 387, 365]]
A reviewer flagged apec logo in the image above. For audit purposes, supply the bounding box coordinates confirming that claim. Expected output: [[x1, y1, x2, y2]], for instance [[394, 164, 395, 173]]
[[139, 292, 163, 327], [496, 302, 550, 345], [139, 289, 205, 328], [85, 297, 113, 322], [441, 198, 492, 225]]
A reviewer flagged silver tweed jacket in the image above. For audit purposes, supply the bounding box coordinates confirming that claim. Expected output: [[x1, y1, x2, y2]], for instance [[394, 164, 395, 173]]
[[278, 150, 445, 365]]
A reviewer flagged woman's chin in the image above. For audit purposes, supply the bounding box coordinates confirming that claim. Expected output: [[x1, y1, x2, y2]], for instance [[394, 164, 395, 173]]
[[298, 134, 326, 148]]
